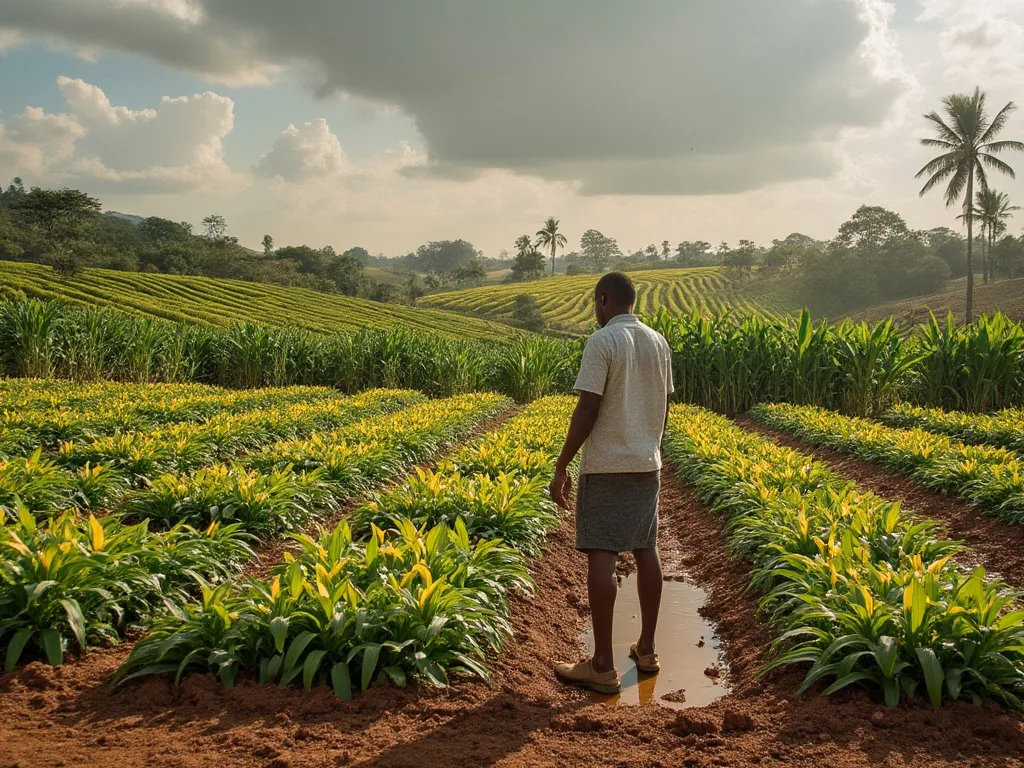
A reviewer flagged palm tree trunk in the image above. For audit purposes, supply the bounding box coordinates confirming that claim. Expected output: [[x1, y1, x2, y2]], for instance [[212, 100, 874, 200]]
[[965, 175, 975, 323], [981, 223, 988, 283], [551, 246, 556, 277]]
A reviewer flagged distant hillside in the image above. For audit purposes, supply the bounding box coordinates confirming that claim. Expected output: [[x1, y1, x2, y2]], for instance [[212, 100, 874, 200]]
[[420, 267, 798, 332], [843, 277, 1024, 328], [0, 261, 517, 342]]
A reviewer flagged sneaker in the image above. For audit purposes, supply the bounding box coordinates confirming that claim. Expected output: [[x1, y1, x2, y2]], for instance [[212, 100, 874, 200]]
[[554, 658, 621, 694], [629, 643, 661, 673]]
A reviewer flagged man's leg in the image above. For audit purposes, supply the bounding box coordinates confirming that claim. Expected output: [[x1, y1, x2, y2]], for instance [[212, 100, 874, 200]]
[[632, 546, 663, 656], [587, 549, 619, 673]]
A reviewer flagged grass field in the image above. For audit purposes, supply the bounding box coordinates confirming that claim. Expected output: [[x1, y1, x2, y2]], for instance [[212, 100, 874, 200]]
[[0, 261, 515, 342], [420, 267, 795, 331]]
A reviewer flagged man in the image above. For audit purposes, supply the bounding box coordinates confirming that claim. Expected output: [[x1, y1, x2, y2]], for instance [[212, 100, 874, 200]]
[[549, 272, 673, 694]]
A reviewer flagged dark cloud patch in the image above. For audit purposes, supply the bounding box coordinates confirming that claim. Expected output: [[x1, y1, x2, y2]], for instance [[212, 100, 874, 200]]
[[1, 0, 911, 194]]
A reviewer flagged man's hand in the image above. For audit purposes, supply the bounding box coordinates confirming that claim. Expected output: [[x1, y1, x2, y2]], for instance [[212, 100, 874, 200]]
[[549, 464, 573, 509]]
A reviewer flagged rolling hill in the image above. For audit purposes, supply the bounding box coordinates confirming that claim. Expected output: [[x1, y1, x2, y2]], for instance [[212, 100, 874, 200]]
[[0, 261, 517, 342], [421, 267, 799, 331], [844, 276, 1024, 328]]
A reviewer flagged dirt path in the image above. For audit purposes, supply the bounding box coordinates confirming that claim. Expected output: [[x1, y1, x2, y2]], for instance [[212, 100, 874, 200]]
[[736, 416, 1024, 590], [2, 464, 1023, 767]]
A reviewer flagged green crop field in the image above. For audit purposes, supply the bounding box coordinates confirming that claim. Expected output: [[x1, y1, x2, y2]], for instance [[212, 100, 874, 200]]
[[421, 267, 796, 331], [0, 261, 515, 342]]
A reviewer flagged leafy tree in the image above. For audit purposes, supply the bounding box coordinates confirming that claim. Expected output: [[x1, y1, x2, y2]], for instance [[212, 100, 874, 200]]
[[14, 187, 102, 275], [508, 249, 546, 282], [917, 87, 1024, 321], [201, 214, 228, 241], [661, 240, 671, 261], [15, 187, 101, 249], [262, 234, 274, 255], [992, 234, 1024, 279], [579, 229, 620, 273], [511, 294, 546, 332], [514, 235, 533, 257], [674, 240, 712, 265], [342, 246, 373, 265], [138, 217, 192, 247], [272, 245, 326, 275], [415, 239, 480, 274], [644, 244, 659, 262], [406, 274, 426, 306], [323, 250, 364, 295], [535, 217, 567, 277], [924, 227, 967, 277], [454, 258, 488, 287], [566, 263, 582, 276], [834, 205, 910, 253]]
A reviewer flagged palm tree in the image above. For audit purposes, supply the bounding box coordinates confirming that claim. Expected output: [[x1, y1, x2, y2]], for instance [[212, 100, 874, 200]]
[[535, 217, 567, 277], [514, 234, 534, 258], [917, 88, 1024, 321], [980, 190, 1020, 281]]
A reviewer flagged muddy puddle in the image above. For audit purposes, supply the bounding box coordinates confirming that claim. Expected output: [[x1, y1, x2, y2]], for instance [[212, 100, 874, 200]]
[[582, 574, 729, 710]]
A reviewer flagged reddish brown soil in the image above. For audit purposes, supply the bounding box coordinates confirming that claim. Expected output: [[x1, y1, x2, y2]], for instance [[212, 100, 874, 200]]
[[738, 416, 1024, 589], [3, 465, 1024, 767]]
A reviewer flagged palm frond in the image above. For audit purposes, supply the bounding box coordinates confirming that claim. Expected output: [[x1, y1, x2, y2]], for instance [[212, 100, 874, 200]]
[[982, 139, 1024, 154], [943, 163, 969, 208], [979, 101, 1018, 144], [915, 152, 958, 179], [979, 153, 1017, 179], [920, 138, 956, 150], [923, 110, 963, 144]]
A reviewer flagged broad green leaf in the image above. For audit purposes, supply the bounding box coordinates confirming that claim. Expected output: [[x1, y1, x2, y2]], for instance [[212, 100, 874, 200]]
[[331, 662, 352, 701], [5, 628, 35, 672]]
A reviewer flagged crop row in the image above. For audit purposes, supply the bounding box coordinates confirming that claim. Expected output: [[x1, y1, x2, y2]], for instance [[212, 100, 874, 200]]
[[0, 389, 428, 516], [0, 393, 511, 669], [0, 380, 350, 450], [883, 404, 1024, 453], [113, 396, 574, 695], [665, 405, 1024, 710], [421, 267, 772, 331], [0, 261, 515, 342], [752, 404, 1024, 525], [0, 298, 580, 401]]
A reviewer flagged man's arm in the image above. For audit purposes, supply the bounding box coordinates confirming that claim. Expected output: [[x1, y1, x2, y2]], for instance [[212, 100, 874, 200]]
[[549, 391, 602, 508]]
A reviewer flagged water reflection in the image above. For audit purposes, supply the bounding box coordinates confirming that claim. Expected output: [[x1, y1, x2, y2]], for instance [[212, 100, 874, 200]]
[[582, 574, 729, 710]]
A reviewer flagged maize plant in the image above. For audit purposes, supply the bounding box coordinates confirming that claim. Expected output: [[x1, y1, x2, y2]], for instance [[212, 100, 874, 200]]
[[665, 405, 1024, 710], [115, 395, 574, 694], [752, 404, 1024, 524], [883, 404, 1024, 454], [0, 502, 254, 669]]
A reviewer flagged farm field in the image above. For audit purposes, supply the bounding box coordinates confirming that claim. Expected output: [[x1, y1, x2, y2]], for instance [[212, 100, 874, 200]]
[[4, 379, 1024, 767], [0, 261, 515, 342], [844, 276, 1024, 328], [421, 267, 797, 331]]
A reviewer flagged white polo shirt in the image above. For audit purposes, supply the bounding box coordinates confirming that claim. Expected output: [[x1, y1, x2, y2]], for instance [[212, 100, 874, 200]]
[[573, 313, 674, 475]]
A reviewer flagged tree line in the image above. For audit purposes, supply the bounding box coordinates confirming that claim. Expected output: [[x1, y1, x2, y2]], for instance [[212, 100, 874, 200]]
[[0, 180, 502, 307]]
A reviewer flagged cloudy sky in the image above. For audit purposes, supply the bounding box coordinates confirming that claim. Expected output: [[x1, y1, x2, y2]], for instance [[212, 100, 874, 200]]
[[1, 0, 1023, 257]]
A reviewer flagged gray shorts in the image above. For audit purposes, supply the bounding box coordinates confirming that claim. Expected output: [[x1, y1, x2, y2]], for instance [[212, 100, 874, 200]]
[[575, 470, 660, 553]]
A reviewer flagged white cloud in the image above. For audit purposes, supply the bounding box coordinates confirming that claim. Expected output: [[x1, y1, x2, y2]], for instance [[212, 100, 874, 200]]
[[0, 76, 241, 193], [254, 119, 346, 182], [917, 0, 1024, 85], [1, 0, 915, 195]]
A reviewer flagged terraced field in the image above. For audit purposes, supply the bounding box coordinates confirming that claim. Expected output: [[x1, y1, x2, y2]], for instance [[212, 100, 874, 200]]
[[421, 267, 793, 330], [0, 261, 515, 342]]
